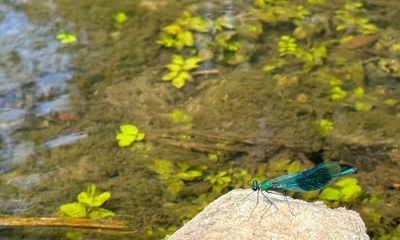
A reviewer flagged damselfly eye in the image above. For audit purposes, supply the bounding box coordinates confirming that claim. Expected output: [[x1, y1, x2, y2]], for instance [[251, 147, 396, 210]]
[[251, 180, 258, 191]]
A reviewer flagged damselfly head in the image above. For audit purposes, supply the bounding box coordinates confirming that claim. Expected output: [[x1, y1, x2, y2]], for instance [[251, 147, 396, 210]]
[[251, 180, 259, 191]]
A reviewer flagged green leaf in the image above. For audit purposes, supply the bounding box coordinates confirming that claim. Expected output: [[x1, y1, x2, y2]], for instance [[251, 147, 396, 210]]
[[136, 133, 145, 141], [166, 64, 181, 72], [188, 17, 209, 32], [340, 184, 362, 202], [354, 101, 371, 111], [113, 12, 127, 24], [208, 153, 218, 161], [116, 133, 135, 147], [183, 57, 202, 70], [77, 192, 92, 205], [167, 180, 184, 196], [167, 109, 190, 123], [287, 161, 305, 174], [176, 170, 203, 181], [59, 203, 87, 218], [156, 35, 175, 47], [318, 187, 342, 201], [319, 119, 333, 136], [56, 33, 77, 44], [384, 99, 398, 106], [172, 71, 192, 88], [120, 124, 138, 134], [162, 24, 182, 35], [353, 87, 364, 98], [89, 208, 114, 219], [329, 86, 347, 100], [335, 178, 358, 187], [148, 159, 174, 180], [171, 55, 184, 65], [162, 71, 179, 81], [92, 192, 111, 207], [177, 31, 193, 48]]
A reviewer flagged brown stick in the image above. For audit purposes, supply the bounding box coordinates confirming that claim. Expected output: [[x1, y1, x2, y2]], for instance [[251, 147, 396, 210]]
[[0, 217, 129, 230], [192, 69, 220, 76]]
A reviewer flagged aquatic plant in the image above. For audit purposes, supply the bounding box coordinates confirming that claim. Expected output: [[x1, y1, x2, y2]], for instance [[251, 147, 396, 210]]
[[264, 36, 327, 73], [115, 124, 145, 147], [146, 225, 178, 240], [113, 12, 127, 24], [329, 86, 347, 100], [318, 119, 333, 136], [251, 0, 309, 25], [206, 169, 252, 194], [334, 2, 378, 35], [148, 159, 205, 197], [59, 184, 114, 220], [354, 101, 372, 111], [167, 109, 191, 123], [162, 54, 203, 88], [157, 11, 209, 49], [318, 177, 362, 206], [278, 36, 298, 56], [207, 153, 218, 161], [56, 31, 77, 44]]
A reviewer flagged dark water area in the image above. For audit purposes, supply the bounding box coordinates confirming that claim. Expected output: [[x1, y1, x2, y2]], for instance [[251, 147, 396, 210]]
[[0, 0, 399, 239]]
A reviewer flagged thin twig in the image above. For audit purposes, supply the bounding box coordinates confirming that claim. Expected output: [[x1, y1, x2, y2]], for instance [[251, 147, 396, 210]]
[[192, 69, 220, 76], [0, 217, 129, 231]]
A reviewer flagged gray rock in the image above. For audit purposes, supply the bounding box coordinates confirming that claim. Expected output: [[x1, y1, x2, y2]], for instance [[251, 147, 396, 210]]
[[169, 189, 369, 240]]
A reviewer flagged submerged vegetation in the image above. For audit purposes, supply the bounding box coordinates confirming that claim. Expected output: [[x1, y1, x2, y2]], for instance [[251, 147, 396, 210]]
[[115, 124, 145, 147], [4, 0, 400, 239], [59, 184, 114, 220]]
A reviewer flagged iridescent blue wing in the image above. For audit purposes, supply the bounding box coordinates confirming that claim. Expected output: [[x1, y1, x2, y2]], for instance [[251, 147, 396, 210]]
[[269, 162, 342, 192]]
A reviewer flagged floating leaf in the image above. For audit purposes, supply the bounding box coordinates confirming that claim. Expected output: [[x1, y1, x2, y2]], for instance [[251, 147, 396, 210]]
[[353, 87, 364, 98], [329, 86, 347, 100], [60, 203, 87, 218], [341, 184, 362, 202], [183, 57, 202, 70], [92, 192, 111, 207], [163, 24, 182, 35], [149, 159, 174, 180], [287, 161, 305, 174], [116, 133, 135, 147], [172, 71, 192, 88], [355, 101, 372, 111], [136, 133, 145, 141], [167, 180, 184, 196], [172, 55, 185, 65], [77, 192, 92, 206], [188, 17, 209, 32], [156, 35, 175, 47], [120, 125, 138, 134], [335, 177, 358, 187], [113, 12, 127, 24], [319, 119, 333, 136], [166, 64, 181, 72], [56, 32, 77, 44], [176, 170, 203, 181], [162, 71, 179, 81], [177, 31, 193, 48], [168, 109, 191, 123], [208, 153, 218, 161], [89, 208, 114, 219], [319, 187, 342, 201]]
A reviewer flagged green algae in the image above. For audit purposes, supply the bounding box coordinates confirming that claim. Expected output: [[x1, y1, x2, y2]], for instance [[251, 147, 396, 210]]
[[4, 1, 400, 240]]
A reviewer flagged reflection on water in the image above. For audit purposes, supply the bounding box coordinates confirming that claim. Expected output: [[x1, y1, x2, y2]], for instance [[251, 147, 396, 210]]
[[0, 2, 73, 173]]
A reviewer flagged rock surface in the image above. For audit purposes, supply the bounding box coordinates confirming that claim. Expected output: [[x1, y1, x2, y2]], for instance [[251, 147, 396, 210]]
[[169, 189, 369, 240]]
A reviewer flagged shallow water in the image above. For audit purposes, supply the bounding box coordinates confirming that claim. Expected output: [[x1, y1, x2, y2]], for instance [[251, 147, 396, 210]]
[[0, 0, 399, 239]]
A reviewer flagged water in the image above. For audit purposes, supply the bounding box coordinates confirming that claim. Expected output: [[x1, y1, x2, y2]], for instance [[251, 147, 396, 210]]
[[0, 1, 73, 173], [0, 1, 399, 239]]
